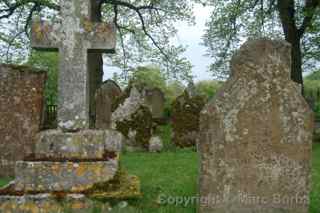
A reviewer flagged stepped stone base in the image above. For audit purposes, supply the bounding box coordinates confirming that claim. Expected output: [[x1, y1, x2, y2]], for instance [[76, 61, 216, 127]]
[[0, 129, 140, 212], [14, 160, 118, 192], [34, 130, 123, 159], [0, 194, 110, 213]]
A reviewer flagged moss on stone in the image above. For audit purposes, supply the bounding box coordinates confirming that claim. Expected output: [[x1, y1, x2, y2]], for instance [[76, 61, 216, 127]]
[[115, 105, 153, 150], [1, 63, 46, 74], [172, 91, 206, 148], [85, 168, 141, 200]]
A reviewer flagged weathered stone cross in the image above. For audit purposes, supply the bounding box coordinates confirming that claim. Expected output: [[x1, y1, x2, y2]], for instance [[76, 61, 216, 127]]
[[31, 0, 116, 131]]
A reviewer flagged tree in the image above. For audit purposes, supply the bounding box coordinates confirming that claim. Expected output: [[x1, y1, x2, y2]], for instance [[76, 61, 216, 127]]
[[0, 0, 194, 80], [130, 66, 167, 91], [201, 0, 320, 87], [0, 0, 195, 126], [195, 80, 222, 101]]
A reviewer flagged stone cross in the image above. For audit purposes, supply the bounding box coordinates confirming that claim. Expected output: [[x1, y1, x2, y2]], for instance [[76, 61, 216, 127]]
[[31, 0, 116, 131]]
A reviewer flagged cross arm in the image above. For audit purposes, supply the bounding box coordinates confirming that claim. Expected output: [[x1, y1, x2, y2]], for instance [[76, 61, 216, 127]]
[[83, 20, 117, 54], [31, 20, 61, 51]]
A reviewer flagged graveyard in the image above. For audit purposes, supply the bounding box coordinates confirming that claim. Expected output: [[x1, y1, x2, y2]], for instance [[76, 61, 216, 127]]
[[0, 0, 320, 213]]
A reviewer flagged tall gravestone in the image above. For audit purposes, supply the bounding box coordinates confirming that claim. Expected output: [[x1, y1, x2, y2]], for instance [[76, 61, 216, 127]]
[[0, 0, 140, 211], [199, 39, 313, 213], [145, 88, 165, 119], [95, 80, 122, 129], [0, 64, 46, 177]]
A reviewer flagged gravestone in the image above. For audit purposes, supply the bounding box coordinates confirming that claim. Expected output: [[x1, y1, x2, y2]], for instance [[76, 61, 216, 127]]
[[172, 90, 205, 148], [0, 64, 46, 178], [95, 80, 122, 129], [0, 0, 140, 211], [199, 39, 313, 213], [111, 86, 153, 151], [144, 88, 165, 119]]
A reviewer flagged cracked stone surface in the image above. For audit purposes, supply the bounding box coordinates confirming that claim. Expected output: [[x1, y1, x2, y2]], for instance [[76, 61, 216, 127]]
[[199, 39, 314, 213], [31, 0, 116, 131]]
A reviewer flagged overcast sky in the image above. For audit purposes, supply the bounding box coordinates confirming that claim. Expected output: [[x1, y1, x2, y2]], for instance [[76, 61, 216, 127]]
[[104, 4, 213, 82]]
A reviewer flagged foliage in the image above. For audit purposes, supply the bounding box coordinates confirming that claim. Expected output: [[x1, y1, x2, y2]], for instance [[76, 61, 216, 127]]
[[130, 66, 167, 91], [195, 80, 223, 101], [127, 66, 186, 117], [200, 0, 320, 79], [154, 124, 176, 152], [27, 50, 58, 105], [0, 0, 195, 82]]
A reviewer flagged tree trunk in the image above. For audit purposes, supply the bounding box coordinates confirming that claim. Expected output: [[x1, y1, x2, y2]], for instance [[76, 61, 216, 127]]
[[88, 0, 104, 128], [277, 0, 304, 91]]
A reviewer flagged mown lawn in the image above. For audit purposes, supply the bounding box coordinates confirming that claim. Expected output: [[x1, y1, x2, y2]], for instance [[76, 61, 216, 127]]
[[0, 144, 319, 213]]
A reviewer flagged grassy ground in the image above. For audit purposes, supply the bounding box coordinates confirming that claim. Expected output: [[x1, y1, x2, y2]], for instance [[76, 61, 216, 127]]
[[0, 143, 319, 213]]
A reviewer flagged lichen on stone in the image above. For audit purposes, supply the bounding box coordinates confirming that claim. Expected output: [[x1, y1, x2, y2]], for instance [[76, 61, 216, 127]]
[[172, 91, 206, 147]]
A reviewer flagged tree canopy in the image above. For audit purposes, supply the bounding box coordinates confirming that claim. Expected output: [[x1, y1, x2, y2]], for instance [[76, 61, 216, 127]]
[[201, 0, 320, 85], [0, 0, 195, 81]]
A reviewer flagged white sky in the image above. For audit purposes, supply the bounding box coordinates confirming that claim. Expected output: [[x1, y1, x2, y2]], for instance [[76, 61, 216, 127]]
[[104, 4, 213, 82]]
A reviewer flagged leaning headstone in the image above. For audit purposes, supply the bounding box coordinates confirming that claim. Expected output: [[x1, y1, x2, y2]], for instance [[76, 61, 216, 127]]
[[111, 86, 153, 151], [199, 39, 313, 213], [0, 64, 46, 178], [144, 88, 165, 119], [0, 0, 140, 211], [172, 91, 205, 148], [95, 80, 122, 129]]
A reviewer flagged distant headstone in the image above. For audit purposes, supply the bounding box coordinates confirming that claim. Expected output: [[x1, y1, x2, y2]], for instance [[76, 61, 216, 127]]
[[145, 88, 165, 119], [0, 64, 46, 178], [111, 86, 153, 150], [172, 91, 205, 148], [148, 136, 163, 152], [199, 39, 314, 213], [95, 80, 122, 129]]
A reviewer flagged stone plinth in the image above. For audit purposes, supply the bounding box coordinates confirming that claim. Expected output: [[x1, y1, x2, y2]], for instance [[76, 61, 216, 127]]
[[35, 130, 122, 159], [198, 39, 314, 213], [0, 194, 108, 213], [14, 160, 118, 192]]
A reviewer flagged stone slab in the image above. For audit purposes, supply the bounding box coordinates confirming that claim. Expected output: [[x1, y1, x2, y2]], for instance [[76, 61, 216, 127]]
[[0, 194, 109, 213], [0, 64, 46, 177], [34, 130, 123, 159], [199, 39, 313, 213], [14, 160, 118, 192]]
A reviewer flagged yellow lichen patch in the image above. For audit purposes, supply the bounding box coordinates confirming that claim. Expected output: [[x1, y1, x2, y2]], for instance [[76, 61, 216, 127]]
[[51, 163, 61, 176], [86, 169, 141, 200], [70, 201, 87, 210], [32, 22, 51, 41], [75, 164, 86, 177], [83, 18, 93, 32]]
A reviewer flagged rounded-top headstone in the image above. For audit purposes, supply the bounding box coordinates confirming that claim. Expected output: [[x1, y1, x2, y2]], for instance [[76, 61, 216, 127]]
[[95, 80, 122, 129], [199, 39, 314, 213]]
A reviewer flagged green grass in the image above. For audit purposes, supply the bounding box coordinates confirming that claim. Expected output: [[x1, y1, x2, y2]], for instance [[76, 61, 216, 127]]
[[0, 144, 319, 213], [0, 178, 11, 188], [121, 149, 198, 212], [310, 143, 320, 213]]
